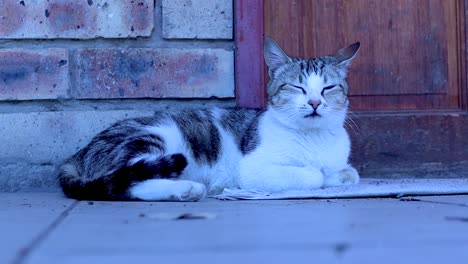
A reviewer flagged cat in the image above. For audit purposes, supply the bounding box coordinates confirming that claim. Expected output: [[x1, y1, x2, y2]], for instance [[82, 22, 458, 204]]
[[58, 37, 361, 201]]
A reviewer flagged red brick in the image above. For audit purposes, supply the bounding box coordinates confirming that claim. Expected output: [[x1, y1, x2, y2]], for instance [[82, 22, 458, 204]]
[[0, 49, 69, 100], [0, 0, 153, 39], [75, 48, 234, 99]]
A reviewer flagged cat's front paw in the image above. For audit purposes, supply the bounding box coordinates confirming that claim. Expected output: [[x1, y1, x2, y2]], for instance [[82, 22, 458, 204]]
[[129, 179, 206, 201], [323, 167, 360, 187], [175, 181, 207, 201]]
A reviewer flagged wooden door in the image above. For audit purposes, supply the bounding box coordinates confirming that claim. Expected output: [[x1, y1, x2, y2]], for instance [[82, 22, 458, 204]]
[[236, 0, 468, 178]]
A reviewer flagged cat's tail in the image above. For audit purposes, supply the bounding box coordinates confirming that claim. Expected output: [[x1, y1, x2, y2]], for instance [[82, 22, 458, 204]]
[[58, 154, 188, 201]]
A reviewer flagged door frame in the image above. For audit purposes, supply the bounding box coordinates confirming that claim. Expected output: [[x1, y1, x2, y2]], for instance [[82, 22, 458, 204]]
[[234, 0, 266, 108]]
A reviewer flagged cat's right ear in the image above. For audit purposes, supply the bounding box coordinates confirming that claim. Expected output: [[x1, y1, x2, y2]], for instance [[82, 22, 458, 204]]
[[264, 37, 291, 72], [335, 42, 360, 67]]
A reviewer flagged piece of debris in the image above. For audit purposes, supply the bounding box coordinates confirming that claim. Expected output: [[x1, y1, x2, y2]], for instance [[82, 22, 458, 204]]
[[445, 216, 468, 223], [396, 193, 405, 199], [87, 201, 94, 205], [399, 197, 421, 202], [334, 242, 351, 255], [139, 212, 216, 220]]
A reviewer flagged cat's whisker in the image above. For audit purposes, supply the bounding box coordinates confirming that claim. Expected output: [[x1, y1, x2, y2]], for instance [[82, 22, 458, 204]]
[[346, 108, 361, 121], [345, 108, 361, 135], [344, 121, 358, 136], [344, 116, 360, 136]]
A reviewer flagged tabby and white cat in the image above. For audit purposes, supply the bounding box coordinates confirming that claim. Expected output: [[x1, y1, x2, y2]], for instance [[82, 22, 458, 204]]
[[59, 38, 360, 201]]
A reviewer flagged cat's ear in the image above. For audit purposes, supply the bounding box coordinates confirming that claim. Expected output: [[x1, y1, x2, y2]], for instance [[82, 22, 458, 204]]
[[334, 42, 360, 67], [264, 37, 291, 71]]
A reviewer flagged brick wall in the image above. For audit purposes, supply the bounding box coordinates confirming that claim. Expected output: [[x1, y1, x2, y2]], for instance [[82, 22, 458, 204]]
[[0, 0, 235, 191]]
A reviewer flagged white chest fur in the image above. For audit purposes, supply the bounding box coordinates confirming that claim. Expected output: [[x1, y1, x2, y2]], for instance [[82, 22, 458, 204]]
[[252, 111, 350, 172]]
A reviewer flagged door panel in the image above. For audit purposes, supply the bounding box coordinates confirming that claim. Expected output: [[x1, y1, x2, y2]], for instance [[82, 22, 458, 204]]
[[265, 0, 463, 111]]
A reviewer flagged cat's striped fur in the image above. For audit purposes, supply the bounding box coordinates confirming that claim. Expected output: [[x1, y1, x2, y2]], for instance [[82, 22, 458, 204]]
[[59, 38, 361, 201]]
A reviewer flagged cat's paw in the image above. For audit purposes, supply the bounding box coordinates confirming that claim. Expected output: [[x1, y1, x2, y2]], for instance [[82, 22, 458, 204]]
[[129, 179, 206, 201], [176, 181, 207, 201], [302, 166, 325, 189], [323, 167, 360, 187]]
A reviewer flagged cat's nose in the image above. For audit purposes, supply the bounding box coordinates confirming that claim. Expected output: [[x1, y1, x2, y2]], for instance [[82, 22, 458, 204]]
[[308, 99, 321, 109]]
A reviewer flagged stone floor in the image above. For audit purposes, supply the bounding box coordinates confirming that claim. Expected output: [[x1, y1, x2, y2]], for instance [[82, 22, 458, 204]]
[[2, 192, 468, 264]]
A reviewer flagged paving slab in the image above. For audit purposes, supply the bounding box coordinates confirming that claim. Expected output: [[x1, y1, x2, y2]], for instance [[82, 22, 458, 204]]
[[0, 193, 76, 264], [21, 195, 468, 264]]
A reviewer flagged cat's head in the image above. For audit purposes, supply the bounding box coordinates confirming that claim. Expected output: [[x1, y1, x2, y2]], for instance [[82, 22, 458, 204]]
[[264, 38, 360, 130]]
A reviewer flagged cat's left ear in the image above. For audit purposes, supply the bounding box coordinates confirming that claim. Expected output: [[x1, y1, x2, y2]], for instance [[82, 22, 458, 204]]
[[264, 37, 292, 72], [334, 42, 360, 68]]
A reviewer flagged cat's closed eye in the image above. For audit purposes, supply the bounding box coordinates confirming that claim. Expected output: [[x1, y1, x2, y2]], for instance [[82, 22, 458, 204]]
[[321, 85, 336, 95], [291, 84, 306, 94]]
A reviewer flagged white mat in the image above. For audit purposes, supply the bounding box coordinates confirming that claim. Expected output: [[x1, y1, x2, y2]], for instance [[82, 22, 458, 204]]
[[212, 178, 468, 200]]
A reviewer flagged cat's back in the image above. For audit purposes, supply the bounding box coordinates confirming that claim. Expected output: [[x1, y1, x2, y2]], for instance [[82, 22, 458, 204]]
[[211, 107, 264, 153], [82, 107, 262, 150], [69, 107, 264, 169], [145, 107, 264, 165]]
